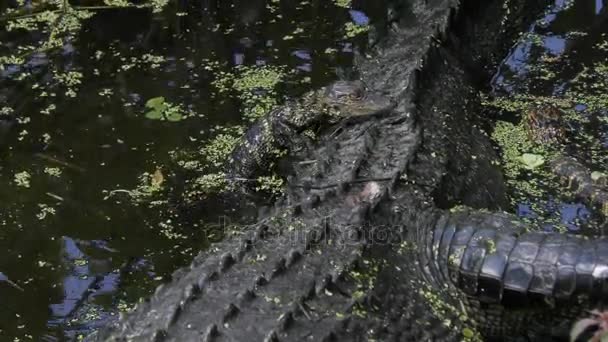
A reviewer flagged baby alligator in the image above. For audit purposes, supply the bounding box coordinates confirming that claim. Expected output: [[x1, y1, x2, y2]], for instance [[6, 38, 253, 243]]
[[524, 104, 566, 145], [523, 104, 608, 215], [225, 80, 395, 183]]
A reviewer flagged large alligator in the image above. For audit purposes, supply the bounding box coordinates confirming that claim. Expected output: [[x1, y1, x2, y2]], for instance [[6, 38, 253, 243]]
[[94, 0, 608, 341]]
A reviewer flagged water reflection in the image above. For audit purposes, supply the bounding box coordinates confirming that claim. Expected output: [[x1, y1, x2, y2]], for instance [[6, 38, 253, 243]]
[[0, 0, 386, 339], [491, 0, 608, 233]]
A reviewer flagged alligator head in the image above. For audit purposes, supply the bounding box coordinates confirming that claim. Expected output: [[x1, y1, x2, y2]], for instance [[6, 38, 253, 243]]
[[283, 80, 394, 132], [322, 80, 395, 119]]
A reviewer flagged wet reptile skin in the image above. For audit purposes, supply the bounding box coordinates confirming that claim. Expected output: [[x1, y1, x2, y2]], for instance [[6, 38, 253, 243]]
[[94, 0, 608, 341], [225, 80, 395, 182]]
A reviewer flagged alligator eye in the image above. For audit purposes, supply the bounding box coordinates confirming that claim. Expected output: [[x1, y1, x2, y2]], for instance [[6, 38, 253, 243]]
[[343, 92, 362, 101]]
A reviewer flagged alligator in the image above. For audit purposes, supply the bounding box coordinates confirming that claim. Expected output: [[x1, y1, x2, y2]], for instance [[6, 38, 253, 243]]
[[94, 0, 608, 341], [523, 105, 608, 216], [225, 80, 395, 183]]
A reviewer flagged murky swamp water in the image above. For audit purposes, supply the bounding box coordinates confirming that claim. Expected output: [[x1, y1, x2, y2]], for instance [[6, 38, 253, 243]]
[[489, 0, 608, 234], [0, 0, 387, 339], [1, 0, 607, 340]]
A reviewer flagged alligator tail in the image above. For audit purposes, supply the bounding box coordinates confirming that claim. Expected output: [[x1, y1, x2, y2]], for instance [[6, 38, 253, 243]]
[[428, 210, 608, 337], [433, 210, 608, 303]]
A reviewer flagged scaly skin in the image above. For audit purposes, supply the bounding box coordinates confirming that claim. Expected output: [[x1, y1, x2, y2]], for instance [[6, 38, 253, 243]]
[[226, 80, 395, 182], [93, 0, 608, 341]]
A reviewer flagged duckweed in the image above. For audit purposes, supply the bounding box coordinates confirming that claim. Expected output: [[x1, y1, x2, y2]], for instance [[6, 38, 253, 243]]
[[14, 171, 31, 188]]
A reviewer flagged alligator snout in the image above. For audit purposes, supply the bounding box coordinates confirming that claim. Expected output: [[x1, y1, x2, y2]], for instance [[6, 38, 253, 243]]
[[324, 80, 395, 118]]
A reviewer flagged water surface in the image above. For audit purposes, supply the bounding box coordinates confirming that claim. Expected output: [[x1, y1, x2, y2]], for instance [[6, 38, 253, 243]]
[[0, 0, 386, 339]]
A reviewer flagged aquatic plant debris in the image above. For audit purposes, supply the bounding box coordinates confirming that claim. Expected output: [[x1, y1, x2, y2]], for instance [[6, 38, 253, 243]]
[[488, 0, 607, 233], [520, 153, 545, 170], [144, 97, 187, 122], [0, 0, 386, 338]]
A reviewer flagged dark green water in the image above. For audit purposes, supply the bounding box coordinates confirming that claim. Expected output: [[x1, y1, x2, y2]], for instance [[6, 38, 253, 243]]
[[0, 0, 386, 339], [490, 0, 608, 234]]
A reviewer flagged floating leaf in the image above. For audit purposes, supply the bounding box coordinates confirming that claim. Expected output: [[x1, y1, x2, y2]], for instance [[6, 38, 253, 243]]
[[520, 153, 545, 170], [144, 97, 187, 122], [151, 168, 164, 188], [462, 328, 475, 339], [145, 109, 164, 120], [165, 111, 184, 122], [145, 96, 166, 109]]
